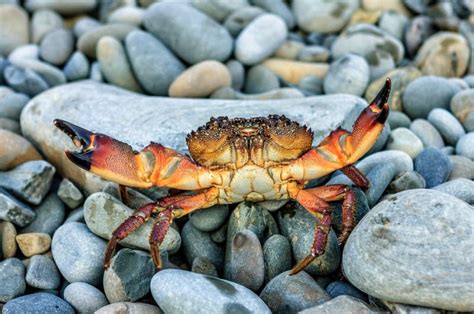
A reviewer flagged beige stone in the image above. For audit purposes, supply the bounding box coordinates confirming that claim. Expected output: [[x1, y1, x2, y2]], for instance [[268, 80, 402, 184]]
[[169, 60, 231, 98], [0, 221, 17, 258], [0, 5, 29, 56], [362, 0, 411, 16], [16, 233, 51, 257], [262, 58, 329, 84], [346, 9, 382, 28], [0, 129, 43, 171], [273, 40, 305, 60]]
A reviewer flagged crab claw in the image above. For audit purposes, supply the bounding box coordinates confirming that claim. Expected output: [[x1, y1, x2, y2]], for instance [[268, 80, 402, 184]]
[[369, 77, 391, 123]]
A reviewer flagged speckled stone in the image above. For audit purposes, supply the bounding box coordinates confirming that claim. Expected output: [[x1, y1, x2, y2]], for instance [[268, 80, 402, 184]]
[[433, 178, 474, 205], [25, 255, 60, 289], [191, 256, 219, 277], [415, 147, 453, 188], [0, 258, 25, 302], [0, 188, 35, 227]]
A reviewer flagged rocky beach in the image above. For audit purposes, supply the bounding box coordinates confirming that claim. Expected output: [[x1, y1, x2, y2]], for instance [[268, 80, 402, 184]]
[[0, 0, 474, 313]]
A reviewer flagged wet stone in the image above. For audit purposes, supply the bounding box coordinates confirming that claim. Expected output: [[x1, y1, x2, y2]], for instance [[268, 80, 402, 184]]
[[189, 204, 229, 232], [0, 258, 25, 302], [57, 178, 83, 209], [415, 148, 453, 188], [3, 292, 74, 314], [0, 221, 17, 258], [262, 234, 291, 283], [182, 222, 224, 271], [16, 232, 51, 257], [25, 255, 60, 290], [428, 108, 466, 146], [387, 171, 426, 193], [63, 282, 108, 314], [191, 256, 218, 277], [0, 188, 35, 227]]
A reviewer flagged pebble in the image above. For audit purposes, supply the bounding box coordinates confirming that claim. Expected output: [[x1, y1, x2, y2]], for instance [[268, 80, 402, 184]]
[[211, 223, 227, 244], [57, 178, 83, 209], [107, 6, 144, 26], [343, 190, 474, 311], [90, 61, 103, 82], [73, 16, 101, 38], [433, 178, 474, 205], [8, 44, 39, 63], [84, 192, 181, 253], [274, 40, 305, 60], [293, 0, 359, 33], [0, 258, 25, 302], [365, 164, 397, 207], [31, 9, 63, 44], [228, 229, 265, 292], [298, 76, 324, 95], [144, 2, 233, 64], [3, 65, 49, 97], [324, 54, 370, 97], [0, 221, 17, 258], [10, 58, 66, 87], [16, 232, 50, 257], [63, 282, 108, 314], [51, 222, 107, 286], [64, 207, 85, 224], [125, 30, 185, 96], [25, 255, 60, 289], [262, 59, 329, 84], [277, 203, 340, 276], [151, 269, 271, 313], [298, 46, 330, 63], [104, 248, 155, 303], [362, 0, 411, 15], [386, 127, 424, 158], [415, 147, 453, 188], [39, 28, 74, 66], [0, 118, 21, 134], [252, 0, 294, 28], [330, 188, 369, 234], [405, 16, 436, 57], [326, 281, 368, 301], [409, 119, 445, 148], [244, 65, 280, 94], [223, 6, 265, 37], [189, 204, 229, 232], [379, 10, 409, 40], [182, 221, 224, 271], [0, 188, 35, 227], [0, 5, 29, 56], [97, 36, 143, 93], [460, 21, 474, 75], [24, 0, 96, 15], [191, 256, 219, 277], [20, 194, 64, 236], [427, 108, 466, 146], [169, 60, 231, 98], [387, 171, 426, 193], [260, 271, 331, 313], [403, 76, 460, 119], [3, 292, 74, 314], [450, 88, 474, 132], [191, 0, 249, 22], [388, 111, 411, 130], [95, 302, 162, 314], [226, 59, 245, 91], [456, 132, 474, 159], [415, 32, 470, 77], [262, 234, 291, 283], [63, 51, 90, 81], [0, 160, 55, 205], [299, 295, 374, 314], [235, 14, 287, 65], [77, 23, 137, 58], [0, 93, 29, 120], [448, 155, 474, 180]]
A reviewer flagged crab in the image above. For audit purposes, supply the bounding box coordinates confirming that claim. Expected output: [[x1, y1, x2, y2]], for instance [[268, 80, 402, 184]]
[[54, 78, 391, 275]]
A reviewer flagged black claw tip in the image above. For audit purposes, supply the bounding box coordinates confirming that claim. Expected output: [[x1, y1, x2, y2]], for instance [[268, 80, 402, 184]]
[[65, 150, 92, 171], [54, 119, 93, 148], [372, 77, 391, 109]]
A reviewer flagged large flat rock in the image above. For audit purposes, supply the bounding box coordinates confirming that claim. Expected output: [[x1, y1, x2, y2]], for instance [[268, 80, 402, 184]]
[[20, 81, 367, 193]]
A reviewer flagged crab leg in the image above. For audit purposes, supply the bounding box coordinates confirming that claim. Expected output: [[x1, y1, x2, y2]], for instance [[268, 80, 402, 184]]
[[288, 78, 391, 183], [150, 208, 173, 269]]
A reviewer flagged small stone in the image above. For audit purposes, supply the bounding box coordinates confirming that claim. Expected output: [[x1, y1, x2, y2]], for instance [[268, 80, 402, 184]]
[[450, 89, 474, 132], [169, 60, 231, 98], [64, 207, 85, 224], [223, 6, 265, 37], [31, 9, 63, 44], [235, 14, 287, 65], [298, 46, 330, 63], [57, 178, 83, 209], [410, 119, 445, 148], [379, 10, 409, 40], [456, 132, 474, 159], [39, 28, 74, 66], [3, 65, 49, 97], [3, 292, 74, 313], [274, 40, 305, 60], [90, 61, 103, 82], [415, 32, 469, 77], [0, 258, 25, 302], [299, 295, 374, 314], [365, 164, 397, 207], [95, 302, 162, 314], [144, 2, 233, 64], [0, 160, 55, 205], [0, 93, 29, 120], [104, 248, 155, 303], [387, 171, 426, 193], [16, 232, 51, 257], [433, 178, 474, 205], [449, 155, 474, 180], [182, 221, 224, 271], [427, 108, 466, 146], [0, 221, 17, 258], [51, 222, 107, 285], [405, 16, 436, 57], [125, 30, 185, 96], [415, 147, 453, 188], [25, 255, 60, 289], [326, 281, 368, 301], [362, 0, 411, 15], [189, 204, 229, 232], [77, 23, 137, 58], [210, 223, 227, 244], [263, 234, 291, 282], [107, 6, 144, 26], [10, 58, 65, 87], [252, 0, 294, 28], [0, 5, 29, 56], [63, 282, 108, 314], [260, 271, 331, 313], [298, 75, 324, 95], [20, 194, 65, 236], [0, 188, 35, 227], [403, 76, 460, 119], [0, 118, 21, 134], [73, 16, 101, 38], [388, 111, 411, 130], [24, 0, 96, 14], [262, 59, 328, 84], [226, 59, 245, 91], [386, 127, 424, 159], [191, 256, 218, 277], [324, 54, 369, 97], [244, 65, 280, 94], [63, 52, 90, 81], [97, 36, 143, 93]]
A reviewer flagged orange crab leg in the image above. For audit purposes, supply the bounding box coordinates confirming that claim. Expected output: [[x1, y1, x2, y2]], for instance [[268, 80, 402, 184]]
[[54, 120, 214, 190], [288, 78, 391, 182]]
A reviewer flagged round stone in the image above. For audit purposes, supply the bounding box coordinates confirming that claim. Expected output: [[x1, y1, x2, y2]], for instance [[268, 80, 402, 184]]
[[9, 58, 65, 87], [388, 111, 411, 130], [326, 281, 368, 301], [189, 204, 229, 232], [0, 5, 29, 56], [0, 118, 21, 134], [143, 2, 233, 64], [25, 255, 60, 290], [414, 147, 453, 188], [3, 292, 74, 313], [450, 89, 474, 132], [107, 6, 144, 26], [24, 0, 96, 14], [274, 40, 305, 60], [125, 30, 184, 96], [244, 65, 280, 94], [226, 59, 245, 91], [262, 59, 328, 84], [57, 178, 83, 209], [387, 171, 426, 193], [427, 108, 466, 146], [223, 6, 265, 37], [20, 193, 65, 236], [3, 65, 49, 97], [252, 0, 294, 28], [63, 282, 108, 314], [433, 178, 474, 205], [15, 232, 51, 257], [0, 221, 17, 258], [191, 0, 249, 22], [191, 256, 218, 277], [405, 16, 436, 57], [0, 93, 29, 121], [343, 190, 474, 311], [63, 52, 90, 81], [235, 14, 287, 65], [31, 9, 63, 44], [448, 155, 474, 180], [456, 132, 474, 159], [409, 119, 445, 148], [386, 127, 424, 158], [379, 10, 409, 40], [169, 60, 231, 98], [263, 234, 291, 283], [299, 295, 374, 313], [323, 54, 369, 96], [39, 28, 74, 65], [365, 164, 397, 207], [0, 258, 25, 303]]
